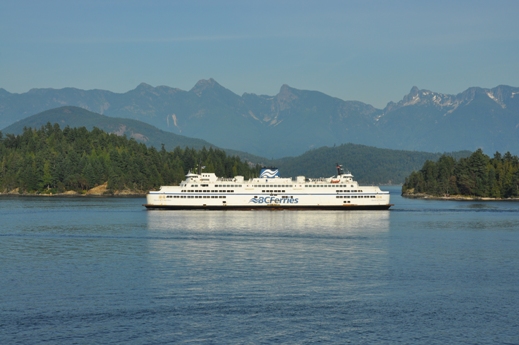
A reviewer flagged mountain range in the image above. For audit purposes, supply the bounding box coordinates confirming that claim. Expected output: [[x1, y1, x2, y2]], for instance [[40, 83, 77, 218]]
[[1, 80, 518, 157], [0, 106, 471, 184]]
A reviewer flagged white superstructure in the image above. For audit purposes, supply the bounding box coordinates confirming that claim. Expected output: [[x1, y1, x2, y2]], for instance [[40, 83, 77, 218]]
[[144, 165, 392, 210]]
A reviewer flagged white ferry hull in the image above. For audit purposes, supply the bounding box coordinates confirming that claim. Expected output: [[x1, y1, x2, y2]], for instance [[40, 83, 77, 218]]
[[144, 203, 392, 210]]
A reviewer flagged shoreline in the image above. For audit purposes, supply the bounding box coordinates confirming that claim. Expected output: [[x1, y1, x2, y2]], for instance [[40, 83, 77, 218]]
[[0, 183, 146, 197], [0, 192, 146, 198], [402, 192, 519, 201]]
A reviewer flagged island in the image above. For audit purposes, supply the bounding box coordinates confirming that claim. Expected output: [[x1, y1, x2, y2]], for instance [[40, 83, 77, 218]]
[[0, 124, 259, 196], [402, 149, 519, 200]]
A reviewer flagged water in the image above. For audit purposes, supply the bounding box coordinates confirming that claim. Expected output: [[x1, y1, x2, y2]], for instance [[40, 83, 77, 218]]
[[1, 187, 518, 344]]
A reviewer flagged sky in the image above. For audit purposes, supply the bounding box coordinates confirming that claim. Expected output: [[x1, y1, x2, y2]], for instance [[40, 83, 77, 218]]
[[1, 0, 518, 108]]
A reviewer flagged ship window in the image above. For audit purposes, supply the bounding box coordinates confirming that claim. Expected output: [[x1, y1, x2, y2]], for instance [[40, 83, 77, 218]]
[[282, 190, 285, 192]]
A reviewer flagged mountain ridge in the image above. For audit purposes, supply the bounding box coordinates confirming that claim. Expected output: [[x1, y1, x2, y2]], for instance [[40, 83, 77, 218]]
[[1, 81, 518, 157]]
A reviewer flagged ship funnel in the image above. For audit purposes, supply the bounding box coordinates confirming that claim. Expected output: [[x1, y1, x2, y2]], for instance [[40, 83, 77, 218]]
[[260, 168, 279, 178]]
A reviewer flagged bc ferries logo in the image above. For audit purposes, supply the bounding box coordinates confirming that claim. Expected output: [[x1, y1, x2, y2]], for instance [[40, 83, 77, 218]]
[[249, 197, 299, 204], [259, 168, 279, 178]]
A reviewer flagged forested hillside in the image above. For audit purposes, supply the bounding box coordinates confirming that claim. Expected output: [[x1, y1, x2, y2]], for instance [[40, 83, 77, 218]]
[[402, 149, 519, 198], [273, 143, 470, 184], [0, 124, 259, 195]]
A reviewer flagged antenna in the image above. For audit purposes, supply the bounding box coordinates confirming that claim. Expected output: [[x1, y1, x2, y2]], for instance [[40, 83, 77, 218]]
[[336, 163, 344, 176]]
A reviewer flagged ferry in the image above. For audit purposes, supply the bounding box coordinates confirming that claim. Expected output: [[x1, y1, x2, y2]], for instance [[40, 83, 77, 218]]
[[144, 164, 392, 210]]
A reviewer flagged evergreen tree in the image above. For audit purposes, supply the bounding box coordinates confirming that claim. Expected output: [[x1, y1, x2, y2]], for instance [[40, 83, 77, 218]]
[[403, 149, 519, 198], [0, 124, 260, 194]]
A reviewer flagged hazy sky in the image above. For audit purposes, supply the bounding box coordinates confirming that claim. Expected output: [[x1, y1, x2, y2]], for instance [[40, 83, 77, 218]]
[[1, 0, 518, 108]]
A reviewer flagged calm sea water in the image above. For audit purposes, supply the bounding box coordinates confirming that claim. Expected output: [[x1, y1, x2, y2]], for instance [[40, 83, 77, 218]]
[[1, 186, 518, 344]]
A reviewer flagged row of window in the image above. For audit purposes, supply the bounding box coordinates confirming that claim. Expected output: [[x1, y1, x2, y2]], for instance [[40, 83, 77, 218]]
[[181, 188, 364, 193], [177, 190, 373, 196], [182, 190, 235, 193], [185, 184, 359, 189], [336, 195, 376, 199], [306, 185, 357, 189], [166, 195, 227, 199], [188, 184, 241, 188], [164, 194, 374, 199]]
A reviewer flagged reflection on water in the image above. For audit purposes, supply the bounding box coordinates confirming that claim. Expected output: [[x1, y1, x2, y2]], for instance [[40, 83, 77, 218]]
[[145, 210, 391, 302], [146, 210, 390, 236]]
